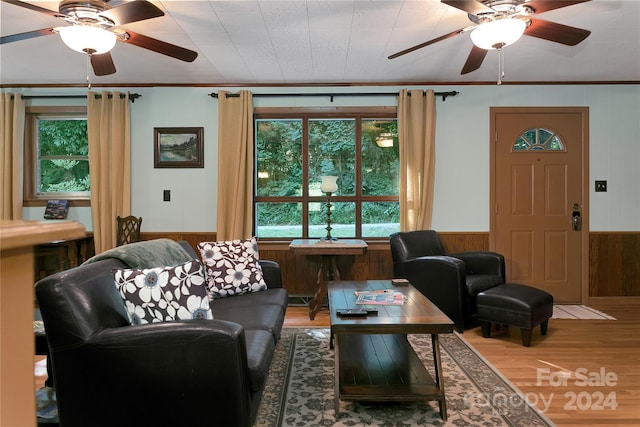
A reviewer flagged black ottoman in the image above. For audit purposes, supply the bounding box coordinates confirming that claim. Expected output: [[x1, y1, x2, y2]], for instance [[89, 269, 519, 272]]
[[476, 284, 553, 347]]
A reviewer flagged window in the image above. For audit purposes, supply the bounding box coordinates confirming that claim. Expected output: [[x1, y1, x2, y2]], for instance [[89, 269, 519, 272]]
[[24, 106, 90, 205], [255, 107, 399, 239], [513, 128, 564, 151]]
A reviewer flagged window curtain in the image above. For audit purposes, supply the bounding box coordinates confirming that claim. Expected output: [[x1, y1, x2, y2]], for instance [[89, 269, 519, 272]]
[[87, 91, 131, 253], [1, 93, 25, 220], [397, 89, 436, 231], [216, 90, 254, 241]]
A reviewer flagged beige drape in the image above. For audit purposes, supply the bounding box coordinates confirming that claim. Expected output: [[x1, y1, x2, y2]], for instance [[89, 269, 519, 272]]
[[1, 93, 25, 220], [87, 91, 131, 253], [216, 90, 254, 241], [398, 89, 437, 231]]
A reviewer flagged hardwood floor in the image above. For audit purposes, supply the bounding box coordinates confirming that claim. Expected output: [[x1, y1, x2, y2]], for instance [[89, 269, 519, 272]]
[[35, 302, 639, 426], [284, 302, 640, 427]]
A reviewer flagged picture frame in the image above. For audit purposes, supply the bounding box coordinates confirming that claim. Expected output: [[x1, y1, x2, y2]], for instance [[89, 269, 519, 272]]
[[154, 127, 204, 168]]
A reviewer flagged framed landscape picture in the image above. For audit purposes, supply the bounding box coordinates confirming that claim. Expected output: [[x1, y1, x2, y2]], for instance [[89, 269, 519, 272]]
[[154, 127, 204, 168]]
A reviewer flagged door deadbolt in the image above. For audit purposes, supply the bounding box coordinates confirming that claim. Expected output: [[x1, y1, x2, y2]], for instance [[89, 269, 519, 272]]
[[571, 203, 582, 231]]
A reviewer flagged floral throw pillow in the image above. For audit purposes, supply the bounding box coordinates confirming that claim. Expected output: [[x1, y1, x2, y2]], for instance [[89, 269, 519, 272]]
[[113, 260, 213, 325], [197, 237, 267, 299]]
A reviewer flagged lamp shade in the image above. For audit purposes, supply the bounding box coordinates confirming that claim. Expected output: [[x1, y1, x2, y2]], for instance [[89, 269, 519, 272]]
[[59, 26, 117, 54], [319, 176, 338, 193], [375, 133, 394, 148], [470, 18, 527, 50]]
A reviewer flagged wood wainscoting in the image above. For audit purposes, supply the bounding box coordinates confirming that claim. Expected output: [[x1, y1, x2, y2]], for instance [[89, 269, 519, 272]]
[[140, 231, 640, 299], [589, 232, 640, 298], [140, 232, 489, 297]]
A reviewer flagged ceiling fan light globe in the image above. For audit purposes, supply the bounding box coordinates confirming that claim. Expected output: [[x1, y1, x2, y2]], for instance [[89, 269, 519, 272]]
[[470, 18, 527, 50], [59, 26, 117, 54]]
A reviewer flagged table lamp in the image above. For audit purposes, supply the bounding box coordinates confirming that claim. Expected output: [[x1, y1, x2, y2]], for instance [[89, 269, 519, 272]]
[[320, 176, 338, 240]]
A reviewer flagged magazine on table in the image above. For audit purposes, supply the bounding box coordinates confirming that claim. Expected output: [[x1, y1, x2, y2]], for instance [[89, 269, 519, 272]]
[[354, 289, 406, 306]]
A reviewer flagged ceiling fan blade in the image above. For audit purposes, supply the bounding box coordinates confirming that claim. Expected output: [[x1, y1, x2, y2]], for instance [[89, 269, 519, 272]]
[[121, 31, 198, 62], [388, 27, 469, 59], [525, 18, 591, 46], [1, 27, 56, 45], [99, 1, 164, 26], [526, 0, 591, 14], [1, 0, 60, 18], [91, 52, 117, 76], [461, 45, 488, 74], [441, 0, 494, 15]]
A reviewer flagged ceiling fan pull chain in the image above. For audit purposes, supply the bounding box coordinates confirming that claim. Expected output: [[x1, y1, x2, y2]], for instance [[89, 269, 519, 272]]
[[86, 54, 92, 89], [497, 48, 504, 85]]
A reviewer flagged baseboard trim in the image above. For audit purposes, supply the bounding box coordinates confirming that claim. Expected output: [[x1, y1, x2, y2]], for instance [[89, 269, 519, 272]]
[[287, 295, 313, 306], [588, 296, 640, 305]]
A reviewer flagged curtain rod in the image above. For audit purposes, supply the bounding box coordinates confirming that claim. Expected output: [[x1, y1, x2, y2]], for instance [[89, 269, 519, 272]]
[[11, 93, 142, 103], [209, 91, 459, 102]]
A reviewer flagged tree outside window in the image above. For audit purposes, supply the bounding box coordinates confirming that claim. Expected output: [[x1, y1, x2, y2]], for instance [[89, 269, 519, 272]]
[[38, 118, 89, 193], [24, 107, 90, 205], [255, 108, 399, 239]]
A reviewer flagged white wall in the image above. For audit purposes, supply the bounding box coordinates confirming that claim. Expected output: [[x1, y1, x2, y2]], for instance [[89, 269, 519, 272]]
[[14, 84, 640, 232]]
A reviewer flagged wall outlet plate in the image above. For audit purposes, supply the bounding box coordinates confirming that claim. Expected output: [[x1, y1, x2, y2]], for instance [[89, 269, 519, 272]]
[[595, 180, 607, 192]]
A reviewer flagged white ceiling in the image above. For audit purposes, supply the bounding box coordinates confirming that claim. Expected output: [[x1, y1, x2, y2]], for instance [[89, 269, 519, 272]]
[[1, 0, 639, 86]]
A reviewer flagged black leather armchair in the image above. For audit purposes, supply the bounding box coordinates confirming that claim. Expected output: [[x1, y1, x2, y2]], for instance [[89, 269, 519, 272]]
[[390, 230, 505, 332]]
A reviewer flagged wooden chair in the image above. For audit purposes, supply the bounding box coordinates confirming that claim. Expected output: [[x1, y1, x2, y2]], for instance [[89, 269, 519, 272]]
[[116, 215, 142, 246]]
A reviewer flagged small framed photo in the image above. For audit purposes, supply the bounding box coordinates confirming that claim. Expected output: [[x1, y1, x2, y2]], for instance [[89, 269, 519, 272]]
[[154, 127, 204, 168]]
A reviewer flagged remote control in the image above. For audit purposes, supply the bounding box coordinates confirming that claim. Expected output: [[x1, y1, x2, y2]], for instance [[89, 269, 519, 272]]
[[391, 278, 410, 286], [336, 309, 368, 317]]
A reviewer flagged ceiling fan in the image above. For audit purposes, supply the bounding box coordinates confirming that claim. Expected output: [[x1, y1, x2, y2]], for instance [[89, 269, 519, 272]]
[[0, 0, 198, 76], [388, 0, 592, 75]]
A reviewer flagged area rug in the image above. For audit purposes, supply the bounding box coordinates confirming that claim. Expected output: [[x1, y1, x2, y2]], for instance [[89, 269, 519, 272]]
[[551, 305, 616, 320], [255, 328, 554, 427]]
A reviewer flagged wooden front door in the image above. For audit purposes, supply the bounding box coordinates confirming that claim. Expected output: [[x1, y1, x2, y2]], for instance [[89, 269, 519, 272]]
[[490, 107, 589, 303]]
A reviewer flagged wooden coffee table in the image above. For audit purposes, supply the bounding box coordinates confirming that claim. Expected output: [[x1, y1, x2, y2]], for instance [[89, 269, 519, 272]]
[[328, 280, 455, 419]]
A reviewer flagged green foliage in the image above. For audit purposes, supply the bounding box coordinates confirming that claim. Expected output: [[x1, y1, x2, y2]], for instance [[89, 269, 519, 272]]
[[362, 202, 400, 223], [361, 120, 399, 196], [256, 120, 303, 197], [256, 202, 301, 226], [309, 119, 356, 194], [38, 119, 90, 193], [39, 119, 88, 155], [256, 118, 399, 232]]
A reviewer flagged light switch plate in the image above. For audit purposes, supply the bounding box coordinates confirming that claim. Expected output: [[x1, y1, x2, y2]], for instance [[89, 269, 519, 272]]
[[163, 190, 171, 201], [595, 180, 607, 192]]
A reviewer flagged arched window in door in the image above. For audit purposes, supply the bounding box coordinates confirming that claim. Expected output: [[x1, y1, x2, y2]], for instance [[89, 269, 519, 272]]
[[513, 128, 565, 151]]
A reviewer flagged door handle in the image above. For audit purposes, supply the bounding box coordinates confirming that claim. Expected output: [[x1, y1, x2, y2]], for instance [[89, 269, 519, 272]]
[[571, 203, 582, 231]]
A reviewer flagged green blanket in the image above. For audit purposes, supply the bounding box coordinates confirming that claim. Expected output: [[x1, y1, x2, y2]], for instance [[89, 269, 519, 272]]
[[83, 238, 195, 269]]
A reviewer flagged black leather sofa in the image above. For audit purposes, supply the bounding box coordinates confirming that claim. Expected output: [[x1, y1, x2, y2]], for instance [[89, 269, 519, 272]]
[[35, 240, 287, 427]]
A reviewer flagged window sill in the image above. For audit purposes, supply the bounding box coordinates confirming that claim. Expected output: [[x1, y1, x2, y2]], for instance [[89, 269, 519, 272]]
[[23, 199, 91, 208]]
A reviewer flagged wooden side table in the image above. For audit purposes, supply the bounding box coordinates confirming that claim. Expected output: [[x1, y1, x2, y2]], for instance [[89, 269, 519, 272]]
[[289, 239, 368, 320], [35, 233, 94, 280]]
